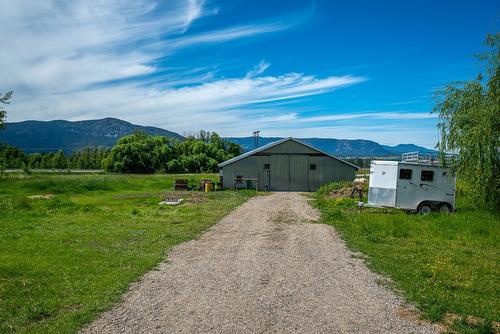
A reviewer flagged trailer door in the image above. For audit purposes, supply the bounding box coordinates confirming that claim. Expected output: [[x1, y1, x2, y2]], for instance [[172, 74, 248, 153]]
[[395, 166, 416, 209], [368, 161, 398, 207]]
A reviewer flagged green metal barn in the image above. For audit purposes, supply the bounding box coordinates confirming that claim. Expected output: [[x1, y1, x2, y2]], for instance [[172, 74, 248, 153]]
[[218, 137, 358, 191]]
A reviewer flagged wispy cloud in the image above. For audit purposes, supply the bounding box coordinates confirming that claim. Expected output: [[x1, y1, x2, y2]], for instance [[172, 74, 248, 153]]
[[299, 112, 436, 122], [167, 23, 290, 49], [246, 60, 271, 78], [5, 0, 410, 144], [0, 0, 294, 95], [0, 0, 209, 93], [259, 124, 438, 148], [11, 73, 366, 129], [387, 99, 427, 106]]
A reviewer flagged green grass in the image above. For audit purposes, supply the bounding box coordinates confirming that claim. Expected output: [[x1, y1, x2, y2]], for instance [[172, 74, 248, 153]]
[[0, 174, 256, 334], [314, 182, 499, 334]]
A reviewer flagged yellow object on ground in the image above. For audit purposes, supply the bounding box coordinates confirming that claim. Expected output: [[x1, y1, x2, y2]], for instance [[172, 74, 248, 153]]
[[204, 182, 213, 192]]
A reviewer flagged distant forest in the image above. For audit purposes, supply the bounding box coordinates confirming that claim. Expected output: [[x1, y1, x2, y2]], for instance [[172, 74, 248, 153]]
[[0, 131, 242, 173]]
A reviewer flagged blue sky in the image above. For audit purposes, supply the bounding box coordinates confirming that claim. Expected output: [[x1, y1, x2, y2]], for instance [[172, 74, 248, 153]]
[[1, 0, 499, 147]]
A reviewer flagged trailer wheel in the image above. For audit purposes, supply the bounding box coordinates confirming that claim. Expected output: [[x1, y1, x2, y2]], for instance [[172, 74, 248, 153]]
[[438, 203, 452, 214], [417, 202, 432, 215]]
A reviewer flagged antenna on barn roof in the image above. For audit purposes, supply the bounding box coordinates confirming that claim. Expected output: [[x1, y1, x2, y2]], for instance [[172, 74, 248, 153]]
[[253, 131, 260, 149]]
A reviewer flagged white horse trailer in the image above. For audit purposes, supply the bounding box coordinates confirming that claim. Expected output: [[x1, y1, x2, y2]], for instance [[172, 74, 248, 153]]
[[367, 153, 456, 213]]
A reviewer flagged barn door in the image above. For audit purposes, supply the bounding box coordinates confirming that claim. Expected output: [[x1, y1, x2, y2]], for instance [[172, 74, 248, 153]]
[[261, 156, 270, 191], [289, 155, 309, 191], [262, 170, 270, 191], [270, 155, 289, 191]]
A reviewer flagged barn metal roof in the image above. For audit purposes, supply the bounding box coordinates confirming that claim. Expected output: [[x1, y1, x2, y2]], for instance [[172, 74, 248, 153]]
[[218, 137, 359, 169]]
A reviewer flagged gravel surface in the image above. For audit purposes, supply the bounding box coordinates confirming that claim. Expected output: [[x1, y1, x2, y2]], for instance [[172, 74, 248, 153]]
[[82, 192, 438, 334]]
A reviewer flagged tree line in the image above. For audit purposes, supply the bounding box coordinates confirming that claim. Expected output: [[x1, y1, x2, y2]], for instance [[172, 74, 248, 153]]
[[0, 144, 108, 171], [103, 131, 241, 173], [0, 130, 241, 174]]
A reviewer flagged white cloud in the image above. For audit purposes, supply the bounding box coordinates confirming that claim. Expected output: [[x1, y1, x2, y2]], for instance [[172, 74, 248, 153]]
[[9, 73, 366, 129], [246, 61, 271, 78], [166, 23, 289, 49], [259, 125, 439, 148], [299, 112, 436, 123], [0, 0, 207, 93], [0, 0, 293, 96], [120, 65, 156, 77], [5, 1, 434, 145]]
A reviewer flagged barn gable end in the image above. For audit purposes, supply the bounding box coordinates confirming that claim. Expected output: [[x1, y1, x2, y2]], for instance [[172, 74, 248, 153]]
[[218, 138, 358, 191]]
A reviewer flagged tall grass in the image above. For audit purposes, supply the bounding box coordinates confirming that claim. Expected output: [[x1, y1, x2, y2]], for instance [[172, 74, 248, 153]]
[[0, 173, 253, 334], [315, 186, 499, 334]]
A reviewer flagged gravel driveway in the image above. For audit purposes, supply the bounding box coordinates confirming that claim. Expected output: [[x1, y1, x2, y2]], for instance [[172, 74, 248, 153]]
[[82, 192, 437, 334]]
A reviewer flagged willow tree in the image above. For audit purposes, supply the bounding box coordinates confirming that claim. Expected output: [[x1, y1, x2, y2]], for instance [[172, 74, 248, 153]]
[[0, 91, 13, 130], [433, 33, 499, 210]]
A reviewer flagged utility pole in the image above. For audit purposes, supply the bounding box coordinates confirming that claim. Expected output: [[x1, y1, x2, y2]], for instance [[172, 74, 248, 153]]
[[253, 131, 260, 149]]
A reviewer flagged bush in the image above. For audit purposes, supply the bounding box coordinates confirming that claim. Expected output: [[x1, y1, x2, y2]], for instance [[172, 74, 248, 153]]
[[104, 131, 242, 174]]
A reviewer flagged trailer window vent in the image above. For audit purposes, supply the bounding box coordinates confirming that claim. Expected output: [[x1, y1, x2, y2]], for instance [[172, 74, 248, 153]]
[[264, 163, 270, 170], [421, 170, 434, 181], [399, 169, 412, 179], [310, 164, 316, 170]]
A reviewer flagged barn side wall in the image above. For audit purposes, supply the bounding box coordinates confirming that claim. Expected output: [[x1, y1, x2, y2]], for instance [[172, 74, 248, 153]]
[[220, 140, 357, 191], [221, 155, 270, 190]]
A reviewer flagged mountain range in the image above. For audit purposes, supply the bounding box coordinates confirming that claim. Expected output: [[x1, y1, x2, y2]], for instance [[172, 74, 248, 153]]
[[0, 118, 184, 153], [0, 118, 436, 157], [226, 137, 436, 157]]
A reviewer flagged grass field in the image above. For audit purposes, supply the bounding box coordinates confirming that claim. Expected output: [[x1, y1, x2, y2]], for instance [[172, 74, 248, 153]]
[[314, 183, 499, 334], [0, 173, 256, 334]]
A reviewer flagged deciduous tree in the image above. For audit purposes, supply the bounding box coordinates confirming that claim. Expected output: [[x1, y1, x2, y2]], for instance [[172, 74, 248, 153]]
[[433, 33, 500, 209], [0, 91, 13, 130]]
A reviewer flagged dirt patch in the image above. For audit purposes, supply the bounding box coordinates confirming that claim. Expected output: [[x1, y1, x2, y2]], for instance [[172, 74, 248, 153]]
[[187, 192, 207, 204], [443, 312, 462, 326], [114, 191, 208, 204], [28, 193, 54, 200], [492, 321, 500, 334], [439, 313, 493, 333], [396, 307, 441, 332], [82, 192, 436, 334], [465, 315, 485, 327], [328, 183, 366, 200], [114, 191, 169, 199], [328, 186, 356, 198]]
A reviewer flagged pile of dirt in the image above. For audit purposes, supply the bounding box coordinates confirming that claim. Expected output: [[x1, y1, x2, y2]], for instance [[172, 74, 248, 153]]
[[328, 182, 367, 199], [329, 185, 365, 198], [328, 186, 356, 199]]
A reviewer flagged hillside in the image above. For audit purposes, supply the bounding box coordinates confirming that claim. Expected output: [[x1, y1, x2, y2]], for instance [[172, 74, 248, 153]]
[[0, 118, 436, 157], [226, 137, 436, 157], [380, 144, 437, 155], [0, 118, 184, 153]]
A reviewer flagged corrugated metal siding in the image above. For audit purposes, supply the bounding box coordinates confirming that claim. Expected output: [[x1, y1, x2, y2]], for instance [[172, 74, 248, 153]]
[[220, 139, 356, 191], [221, 155, 269, 190], [290, 155, 309, 191], [262, 140, 317, 154], [270, 154, 289, 191], [308, 156, 355, 191]]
